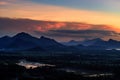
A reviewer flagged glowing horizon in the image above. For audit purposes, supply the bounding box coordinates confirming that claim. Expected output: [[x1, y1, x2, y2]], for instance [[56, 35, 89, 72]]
[[0, 0, 120, 30], [0, 0, 120, 41]]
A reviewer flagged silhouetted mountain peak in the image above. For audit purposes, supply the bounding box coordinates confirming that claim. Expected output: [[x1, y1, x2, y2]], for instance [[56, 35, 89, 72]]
[[69, 40, 77, 43], [1, 36, 11, 39], [108, 39, 118, 42], [81, 38, 104, 46], [13, 32, 32, 38], [40, 36, 54, 41], [15, 32, 30, 36], [93, 38, 103, 41], [40, 36, 47, 39]]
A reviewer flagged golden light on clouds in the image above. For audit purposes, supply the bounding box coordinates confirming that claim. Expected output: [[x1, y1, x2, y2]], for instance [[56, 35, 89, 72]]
[[0, 0, 120, 32]]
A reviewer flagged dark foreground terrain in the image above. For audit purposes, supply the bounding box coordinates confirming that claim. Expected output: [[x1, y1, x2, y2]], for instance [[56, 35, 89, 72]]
[[0, 50, 120, 80]]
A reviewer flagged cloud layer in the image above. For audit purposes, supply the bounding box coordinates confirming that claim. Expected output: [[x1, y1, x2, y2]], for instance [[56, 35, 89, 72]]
[[0, 0, 120, 29], [0, 17, 118, 31], [34, 30, 120, 41], [0, 17, 120, 41]]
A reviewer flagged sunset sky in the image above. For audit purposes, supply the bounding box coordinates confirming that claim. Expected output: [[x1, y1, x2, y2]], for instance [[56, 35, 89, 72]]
[[0, 0, 120, 41]]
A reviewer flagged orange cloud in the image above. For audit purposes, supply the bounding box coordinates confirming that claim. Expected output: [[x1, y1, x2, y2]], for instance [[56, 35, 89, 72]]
[[0, 0, 120, 32], [0, 17, 119, 32], [0, 1, 9, 5], [1, 17, 120, 41]]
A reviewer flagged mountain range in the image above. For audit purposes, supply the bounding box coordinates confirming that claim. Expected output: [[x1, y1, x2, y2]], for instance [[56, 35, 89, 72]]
[[0, 32, 120, 52], [0, 32, 68, 52], [62, 38, 120, 50]]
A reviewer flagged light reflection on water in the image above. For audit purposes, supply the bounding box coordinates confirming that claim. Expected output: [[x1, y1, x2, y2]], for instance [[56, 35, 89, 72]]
[[16, 59, 55, 69], [58, 68, 113, 77], [16, 60, 113, 77]]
